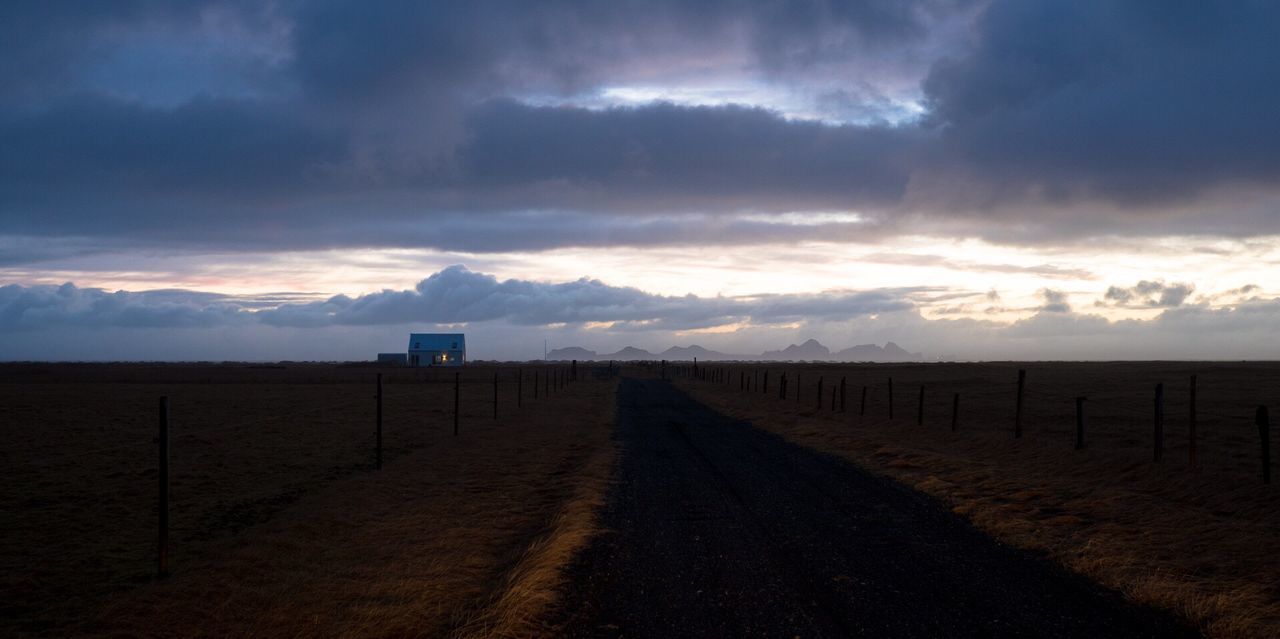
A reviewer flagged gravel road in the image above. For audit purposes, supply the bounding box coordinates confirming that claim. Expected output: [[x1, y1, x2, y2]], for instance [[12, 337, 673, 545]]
[[554, 378, 1197, 637]]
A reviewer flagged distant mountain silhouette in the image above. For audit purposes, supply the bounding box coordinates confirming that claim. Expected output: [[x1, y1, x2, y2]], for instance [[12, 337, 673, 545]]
[[545, 346, 597, 360], [761, 338, 830, 361], [831, 341, 920, 362], [660, 344, 732, 360], [603, 346, 656, 360], [545, 339, 922, 361]]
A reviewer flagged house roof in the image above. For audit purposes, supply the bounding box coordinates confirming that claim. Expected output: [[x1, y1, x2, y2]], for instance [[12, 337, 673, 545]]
[[408, 333, 466, 351]]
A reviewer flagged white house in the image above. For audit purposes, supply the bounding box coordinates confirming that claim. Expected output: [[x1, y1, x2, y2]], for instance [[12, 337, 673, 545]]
[[407, 333, 466, 367]]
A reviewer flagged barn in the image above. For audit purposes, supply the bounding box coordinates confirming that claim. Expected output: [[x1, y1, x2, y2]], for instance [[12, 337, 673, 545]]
[[407, 333, 466, 367]]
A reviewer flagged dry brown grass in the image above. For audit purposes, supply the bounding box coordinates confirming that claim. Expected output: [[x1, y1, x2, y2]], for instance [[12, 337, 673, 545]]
[[677, 362, 1280, 638], [0, 363, 616, 637]]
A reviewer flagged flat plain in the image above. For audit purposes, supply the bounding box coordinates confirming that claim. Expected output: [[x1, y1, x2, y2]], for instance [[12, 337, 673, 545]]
[[1, 363, 615, 637]]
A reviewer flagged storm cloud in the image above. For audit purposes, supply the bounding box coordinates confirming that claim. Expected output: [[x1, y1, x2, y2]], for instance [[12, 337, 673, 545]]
[[4, 1, 1280, 257]]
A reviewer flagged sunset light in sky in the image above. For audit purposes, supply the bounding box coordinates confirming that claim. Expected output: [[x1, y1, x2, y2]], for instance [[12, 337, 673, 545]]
[[4, 2, 1280, 360]]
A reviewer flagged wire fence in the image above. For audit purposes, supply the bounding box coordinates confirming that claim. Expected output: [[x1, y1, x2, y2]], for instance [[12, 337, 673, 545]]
[[670, 361, 1276, 484], [0, 361, 613, 584]]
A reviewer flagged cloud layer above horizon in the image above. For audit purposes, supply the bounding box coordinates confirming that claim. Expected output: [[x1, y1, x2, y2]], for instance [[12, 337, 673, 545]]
[[5, 2, 1280, 360], [4, 0, 1280, 256]]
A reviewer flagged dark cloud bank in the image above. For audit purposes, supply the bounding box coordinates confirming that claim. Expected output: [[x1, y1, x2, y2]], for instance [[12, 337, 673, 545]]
[[4, 1, 1280, 257], [3, 266, 1280, 361]]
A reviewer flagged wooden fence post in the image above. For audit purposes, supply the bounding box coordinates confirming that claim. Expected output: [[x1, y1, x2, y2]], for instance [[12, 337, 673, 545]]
[[1257, 406, 1271, 484], [860, 385, 867, 416], [763, 371, 769, 394], [1154, 382, 1164, 462], [1076, 397, 1086, 450], [951, 393, 959, 431], [572, 359, 578, 382], [780, 372, 787, 400], [1188, 374, 1197, 471], [831, 384, 836, 411], [1015, 369, 1026, 438], [157, 395, 169, 578], [376, 374, 383, 469], [917, 385, 925, 426], [888, 377, 894, 420], [453, 372, 460, 436]]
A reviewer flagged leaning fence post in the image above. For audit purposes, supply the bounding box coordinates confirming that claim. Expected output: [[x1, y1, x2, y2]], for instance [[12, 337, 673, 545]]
[[1076, 397, 1087, 450], [1257, 406, 1271, 484], [1015, 369, 1026, 438], [1154, 382, 1165, 462], [917, 385, 925, 426], [951, 393, 959, 431], [453, 372, 460, 436], [157, 395, 169, 578], [1188, 374, 1197, 470], [376, 374, 383, 469], [888, 377, 894, 420]]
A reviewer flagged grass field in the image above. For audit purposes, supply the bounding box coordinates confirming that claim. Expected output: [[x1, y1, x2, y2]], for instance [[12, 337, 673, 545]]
[[675, 361, 1280, 638], [0, 363, 616, 637]]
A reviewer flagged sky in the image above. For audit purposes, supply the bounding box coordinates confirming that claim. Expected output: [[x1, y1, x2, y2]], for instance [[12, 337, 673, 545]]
[[3, 1, 1280, 361]]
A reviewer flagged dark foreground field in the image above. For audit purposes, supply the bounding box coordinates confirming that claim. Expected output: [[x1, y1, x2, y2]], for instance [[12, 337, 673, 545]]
[[675, 361, 1280, 637], [556, 378, 1193, 637], [1, 363, 616, 637]]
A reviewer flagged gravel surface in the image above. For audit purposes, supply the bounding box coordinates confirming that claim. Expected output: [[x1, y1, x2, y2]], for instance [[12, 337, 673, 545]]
[[554, 378, 1198, 637]]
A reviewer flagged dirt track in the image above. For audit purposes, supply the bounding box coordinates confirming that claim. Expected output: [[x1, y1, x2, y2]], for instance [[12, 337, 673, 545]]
[[555, 378, 1197, 637]]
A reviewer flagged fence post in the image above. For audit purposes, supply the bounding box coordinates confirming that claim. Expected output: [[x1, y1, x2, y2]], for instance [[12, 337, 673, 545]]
[[917, 385, 925, 426], [518, 369, 523, 407], [1153, 382, 1164, 462], [780, 372, 787, 400], [1076, 397, 1087, 450], [840, 377, 846, 412], [888, 377, 894, 420], [860, 385, 867, 416], [817, 376, 824, 410], [1015, 369, 1026, 438], [572, 359, 578, 382], [1257, 406, 1271, 484], [493, 371, 498, 420], [157, 395, 169, 578], [951, 393, 959, 431], [534, 370, 539, 399], [376, 374, 383, 470], [545, 368, 550, 396], [831, 384, 836, 411], [453, 372, 460, 436], [1188, 374, 1197, 471], [763, 371, 769, 394]]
